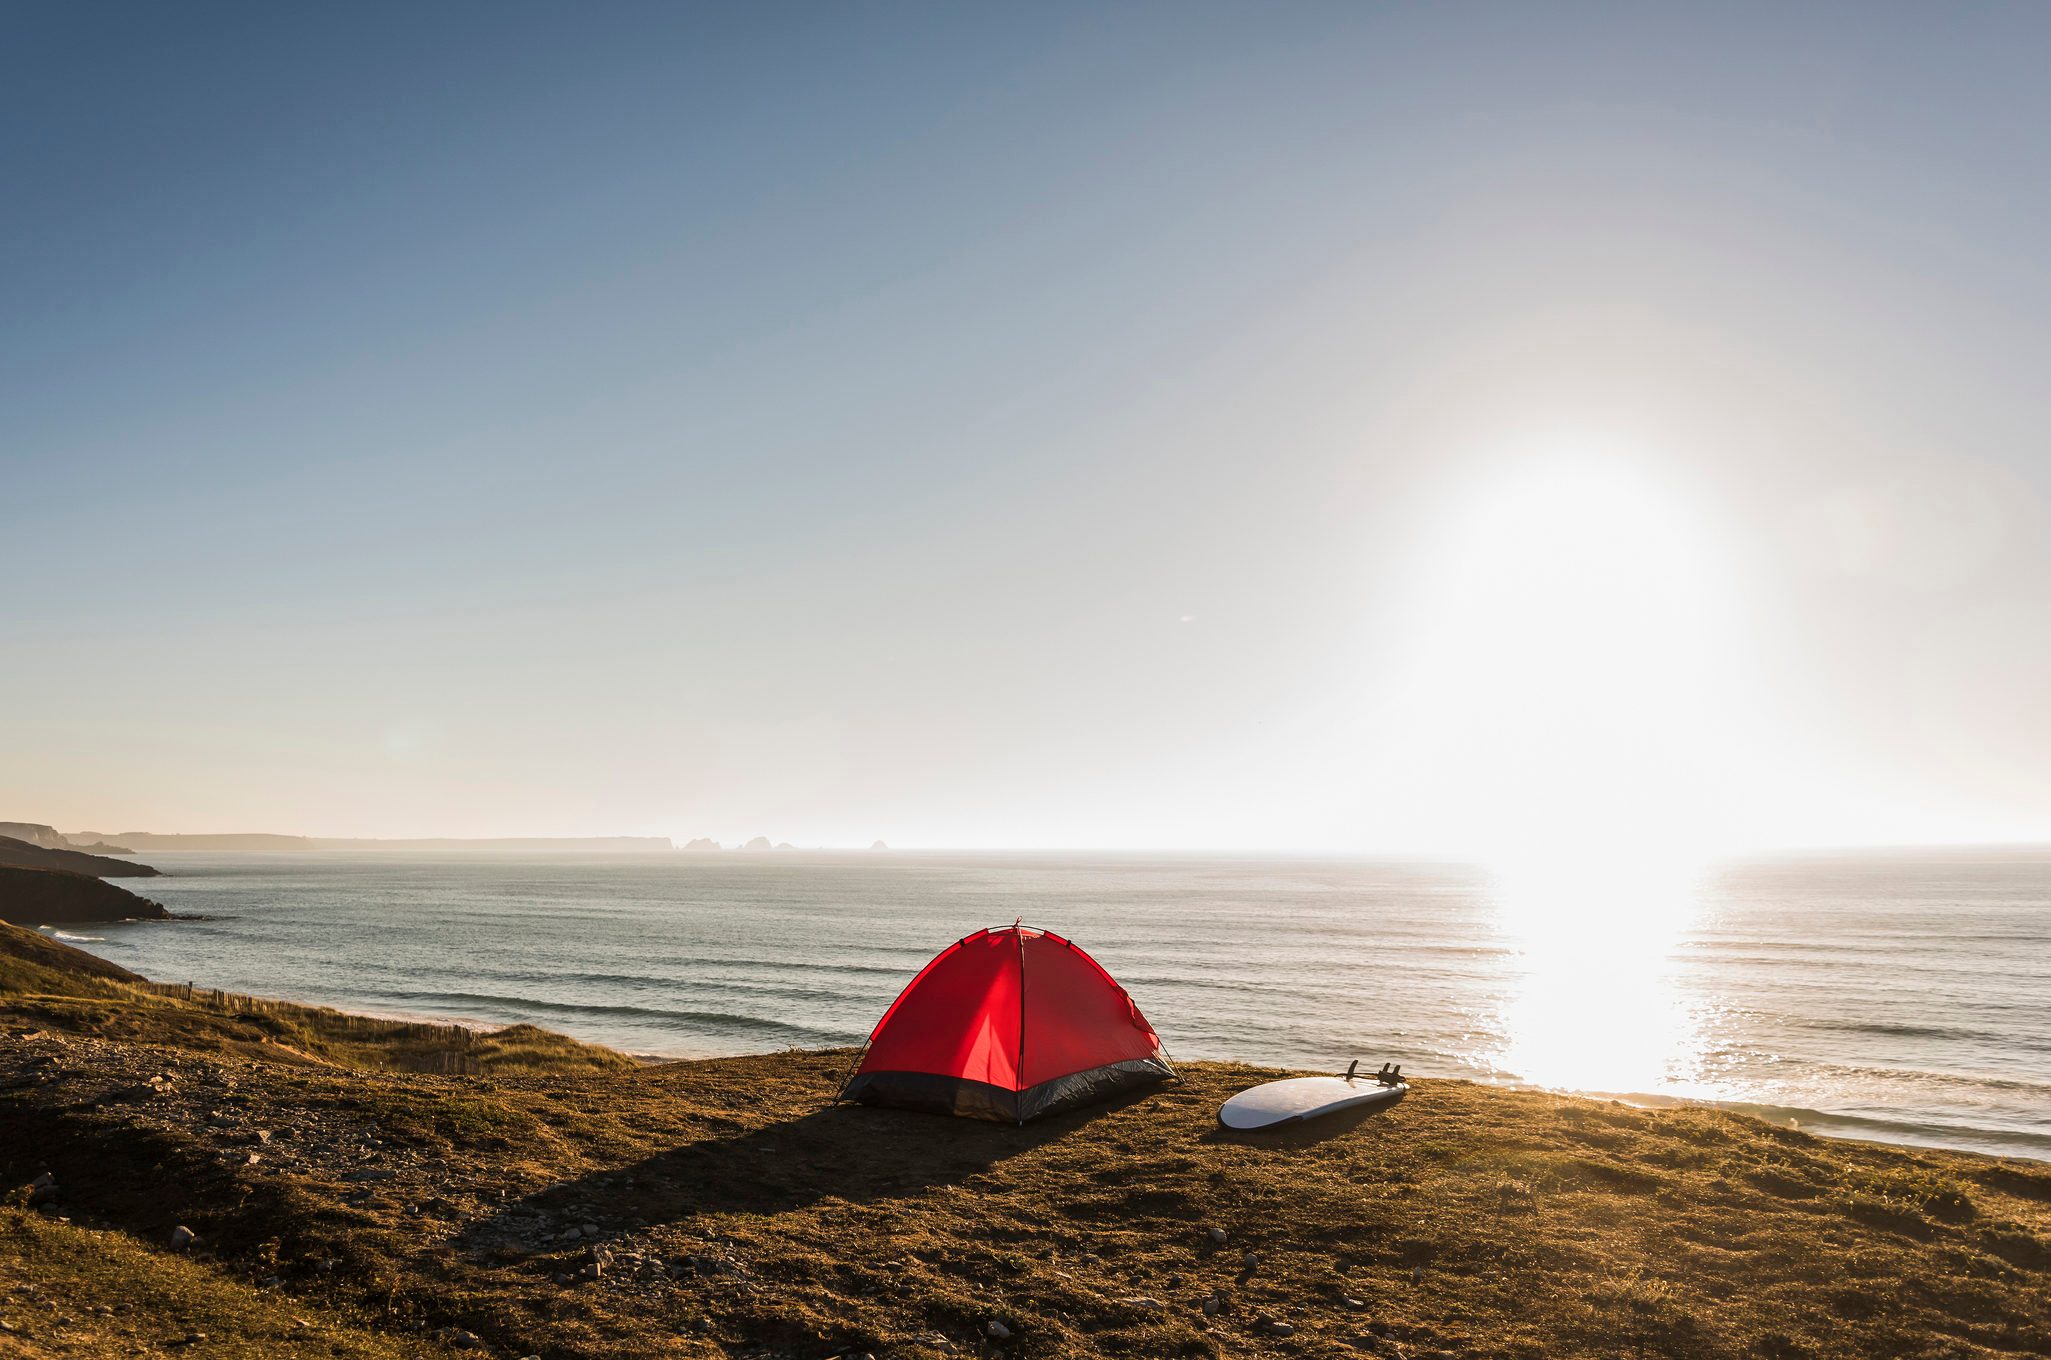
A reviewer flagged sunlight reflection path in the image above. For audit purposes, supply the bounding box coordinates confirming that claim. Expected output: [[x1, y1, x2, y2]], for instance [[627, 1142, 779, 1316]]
[[1490, 859, 1708, 1096]]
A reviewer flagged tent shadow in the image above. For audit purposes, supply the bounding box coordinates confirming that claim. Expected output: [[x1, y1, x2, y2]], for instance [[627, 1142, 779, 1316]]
[[457, 1096, 1143, 1257]]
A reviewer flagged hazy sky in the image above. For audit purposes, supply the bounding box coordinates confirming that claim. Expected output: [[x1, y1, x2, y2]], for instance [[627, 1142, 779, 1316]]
[[5, 3, 2049, 851]]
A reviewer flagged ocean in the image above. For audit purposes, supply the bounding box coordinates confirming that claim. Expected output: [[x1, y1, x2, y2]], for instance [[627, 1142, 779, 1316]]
[[51, 848, 2051, 1161]]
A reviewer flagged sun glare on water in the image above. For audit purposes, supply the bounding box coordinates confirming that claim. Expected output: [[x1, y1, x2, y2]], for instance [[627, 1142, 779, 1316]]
[[1389, 447, 1744, 1095]]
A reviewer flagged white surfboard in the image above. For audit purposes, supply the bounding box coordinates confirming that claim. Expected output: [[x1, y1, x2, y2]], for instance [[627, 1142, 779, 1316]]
[[1218, 1066, 1409, 1131]]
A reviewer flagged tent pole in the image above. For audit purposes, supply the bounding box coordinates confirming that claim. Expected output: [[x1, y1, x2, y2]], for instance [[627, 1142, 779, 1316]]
[[1015, 923, 1028, 1124], [831, 1038, 871, 1106]]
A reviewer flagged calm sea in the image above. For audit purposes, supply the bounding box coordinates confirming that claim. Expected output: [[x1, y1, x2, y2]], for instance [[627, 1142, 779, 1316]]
[[50, 849, 2051, 1160]]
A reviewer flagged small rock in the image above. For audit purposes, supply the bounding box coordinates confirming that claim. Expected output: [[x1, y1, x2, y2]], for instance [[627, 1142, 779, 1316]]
[[1342, 1295, 1368, 1310], [1201, 1296, 1221, 1317], [1119, 1296, 1165, 1311], [1255, 1318, 1295, 1338], [1206, 1226, 1228, 1245], [1410, 1265, 1424, 1285], [985, 1319, 1013, 1340], [1241, 1250, 1259, 1270], [169, 1226, 198, 1250], [254, 1130, 272, 1144]]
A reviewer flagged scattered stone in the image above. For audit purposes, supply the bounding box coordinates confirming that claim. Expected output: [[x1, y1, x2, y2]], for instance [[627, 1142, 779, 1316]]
[[1254, 1318, 1295, 1338], [1342, 1295, 1369, 1310], [169, 1226, 197, 1250], [1206, 1226, 1229, 1246], [1241, 1250, 1260, 1270], [985, 1319, 1012, 1340], [1410, 1265, 1424, 1285], [25, 1173, 57, 1206], [1119, 1296, 1165, 1310], [254, 1129, 272, 1144], [1201, 1296, 1221, 1317]]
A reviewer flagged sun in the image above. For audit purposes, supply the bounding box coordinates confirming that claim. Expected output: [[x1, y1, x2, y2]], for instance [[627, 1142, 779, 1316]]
[[1383, 446, 1747, 873]]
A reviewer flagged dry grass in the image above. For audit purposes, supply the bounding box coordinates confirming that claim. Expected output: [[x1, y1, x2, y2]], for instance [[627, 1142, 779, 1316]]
[[0, 1208, 464, 1359]]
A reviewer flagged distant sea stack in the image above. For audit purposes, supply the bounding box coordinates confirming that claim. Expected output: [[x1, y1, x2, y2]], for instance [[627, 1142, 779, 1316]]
[[683, 838, 721, 851], [742, 837, 772, 851], [870, 840, 890, 851], [0, 835, 160, 879], [0, 865, 171, 925]]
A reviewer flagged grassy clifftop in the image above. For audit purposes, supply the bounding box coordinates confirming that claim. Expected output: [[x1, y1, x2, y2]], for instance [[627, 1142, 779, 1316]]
[[0, 921, 628, 1076], [3, 929, 2048, 1359]]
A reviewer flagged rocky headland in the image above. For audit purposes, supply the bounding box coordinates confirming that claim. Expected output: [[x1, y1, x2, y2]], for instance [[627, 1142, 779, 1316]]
[[0, 866, 171, 927], [0, 834, 160, 879]]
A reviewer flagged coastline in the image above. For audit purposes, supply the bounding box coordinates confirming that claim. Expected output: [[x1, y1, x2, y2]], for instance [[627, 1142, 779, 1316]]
[[41, 917, 2051, 1165], [5, 925, 2051, 1357]]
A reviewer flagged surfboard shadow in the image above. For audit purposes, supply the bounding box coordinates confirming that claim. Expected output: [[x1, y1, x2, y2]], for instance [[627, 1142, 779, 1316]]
[[1203, 1096, 1406, 1148]]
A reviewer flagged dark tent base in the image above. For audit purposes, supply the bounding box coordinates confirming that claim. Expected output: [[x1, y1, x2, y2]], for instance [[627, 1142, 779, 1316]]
[[841, 1057, 1175, 1124]]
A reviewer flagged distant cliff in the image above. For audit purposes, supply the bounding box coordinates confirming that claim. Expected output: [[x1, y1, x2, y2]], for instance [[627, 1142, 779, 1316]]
[[0, 836, 159, 879], [0, 822, 78, 850], [78, 832, 676, 853], [0, 866, 171, 925]]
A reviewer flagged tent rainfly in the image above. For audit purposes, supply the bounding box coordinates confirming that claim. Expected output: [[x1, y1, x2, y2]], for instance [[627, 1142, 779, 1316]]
[[839, 924, 1174, 1122]]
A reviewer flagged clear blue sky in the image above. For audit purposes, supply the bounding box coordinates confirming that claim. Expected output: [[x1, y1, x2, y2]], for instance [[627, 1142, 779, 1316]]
[[6, 3, 2050, 849]]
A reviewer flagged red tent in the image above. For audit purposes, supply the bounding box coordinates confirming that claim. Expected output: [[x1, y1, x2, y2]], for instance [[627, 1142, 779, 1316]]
[[839, 925, 1174, 1122]]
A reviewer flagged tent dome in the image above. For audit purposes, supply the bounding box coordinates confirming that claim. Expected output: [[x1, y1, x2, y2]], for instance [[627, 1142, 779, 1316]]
[[840, 925, 1174, 1122]]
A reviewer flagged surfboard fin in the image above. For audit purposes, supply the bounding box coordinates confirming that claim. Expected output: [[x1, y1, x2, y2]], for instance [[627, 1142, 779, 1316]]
[[1345, 1059, 1360, 1080], [1375, 1062, 1402, 1087]]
